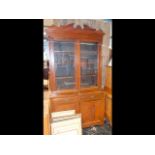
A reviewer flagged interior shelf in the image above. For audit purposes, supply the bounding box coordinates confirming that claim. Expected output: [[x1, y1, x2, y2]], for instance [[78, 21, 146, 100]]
[[56, 76, 74, 79], [81, 74, 97, 76]]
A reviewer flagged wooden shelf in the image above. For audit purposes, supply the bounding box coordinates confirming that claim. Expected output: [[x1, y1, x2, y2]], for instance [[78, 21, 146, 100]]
[[54, 51, 73, 53], [81, 74, 97, 76], [56, 76, 74, 79]]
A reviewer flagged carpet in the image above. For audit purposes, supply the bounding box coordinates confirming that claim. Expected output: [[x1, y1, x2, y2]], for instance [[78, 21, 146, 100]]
[[83, 120, 112, 135]]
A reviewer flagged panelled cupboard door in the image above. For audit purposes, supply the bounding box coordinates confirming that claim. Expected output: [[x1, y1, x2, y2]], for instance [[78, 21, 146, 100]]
[[80, 101, 94, 126], [94, 100, 104, 124], [80, 100, 105, 127]]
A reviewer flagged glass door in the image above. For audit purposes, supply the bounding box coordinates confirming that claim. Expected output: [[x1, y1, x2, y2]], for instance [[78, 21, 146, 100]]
[[80, 42, 98, 88], [53, 41, 75, 90]]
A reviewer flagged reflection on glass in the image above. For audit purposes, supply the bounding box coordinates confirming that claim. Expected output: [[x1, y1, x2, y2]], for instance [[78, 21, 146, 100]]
[[80, 42, 98, 87], [44, 39, 49, 80], [54, 41, 75, 89]]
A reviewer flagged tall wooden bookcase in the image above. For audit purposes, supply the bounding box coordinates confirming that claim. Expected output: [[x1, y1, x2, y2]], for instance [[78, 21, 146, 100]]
[[46, 24, 105, 128]]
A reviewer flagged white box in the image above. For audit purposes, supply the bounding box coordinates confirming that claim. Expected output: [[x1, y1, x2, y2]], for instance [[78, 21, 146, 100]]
[[51, 111, 82, 135]]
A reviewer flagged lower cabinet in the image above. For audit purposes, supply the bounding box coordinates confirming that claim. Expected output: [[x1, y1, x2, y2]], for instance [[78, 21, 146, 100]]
[[80, 100, 104, 128], [50, 92, 105, 128]]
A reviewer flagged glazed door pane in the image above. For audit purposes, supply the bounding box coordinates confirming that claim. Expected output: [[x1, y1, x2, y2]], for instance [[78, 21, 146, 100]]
[[80, 42, 98, 87], [53, 41, 75, 90], [44, 39, 49, 79]]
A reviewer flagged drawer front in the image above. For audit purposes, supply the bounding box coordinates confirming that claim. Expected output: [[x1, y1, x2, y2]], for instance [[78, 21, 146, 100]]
[[50, 96, 79, 113], [80, 93, 104, 101], [51, 96, 78, 104]]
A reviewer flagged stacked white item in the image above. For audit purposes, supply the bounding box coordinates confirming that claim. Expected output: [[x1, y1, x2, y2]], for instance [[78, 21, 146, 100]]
[[51, 110, 82, 135]]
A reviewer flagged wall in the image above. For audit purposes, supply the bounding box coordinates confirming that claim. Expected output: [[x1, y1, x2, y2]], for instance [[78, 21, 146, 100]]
[[102, 21, 112, 87]]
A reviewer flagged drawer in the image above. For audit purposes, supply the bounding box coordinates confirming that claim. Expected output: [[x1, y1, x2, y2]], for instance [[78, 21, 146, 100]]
[[80, 93, 104, 101], [50, 96, 79, 113], [51, 96, 78, 104]]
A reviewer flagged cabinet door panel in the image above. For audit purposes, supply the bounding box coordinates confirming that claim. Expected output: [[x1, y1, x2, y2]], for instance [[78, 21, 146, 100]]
[[80, 42, 98, 87], [94, 100, 105, 124], [80, 100, 105, 127], [53, 41, 75, 90], [80, 101, 94, 124]]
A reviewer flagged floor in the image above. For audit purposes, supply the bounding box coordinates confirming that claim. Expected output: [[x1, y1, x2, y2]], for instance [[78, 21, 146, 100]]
[[83, 120, 112, 135]]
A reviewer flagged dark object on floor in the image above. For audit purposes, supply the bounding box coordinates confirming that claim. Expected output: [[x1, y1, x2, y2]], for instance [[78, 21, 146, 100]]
[[83, 120, 112, 135]]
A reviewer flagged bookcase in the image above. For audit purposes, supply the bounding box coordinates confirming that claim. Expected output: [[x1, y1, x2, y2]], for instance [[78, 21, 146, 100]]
[[46, 24, 105, 128]]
